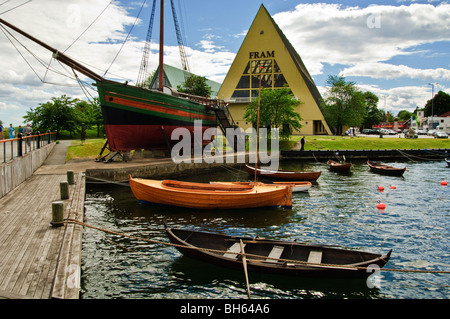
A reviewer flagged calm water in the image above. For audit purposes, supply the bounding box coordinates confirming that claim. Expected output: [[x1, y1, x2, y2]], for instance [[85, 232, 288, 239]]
[[80, 160, 449, 299]]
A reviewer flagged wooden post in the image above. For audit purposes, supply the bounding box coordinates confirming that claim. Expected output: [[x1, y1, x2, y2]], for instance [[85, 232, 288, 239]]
[[51, 201, 64, 227], [60, 181, 69, 200], [67, 170, 74, 185]]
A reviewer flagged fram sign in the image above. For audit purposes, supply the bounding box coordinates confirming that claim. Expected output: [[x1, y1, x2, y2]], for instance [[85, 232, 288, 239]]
[[249, 51, 275, 59]]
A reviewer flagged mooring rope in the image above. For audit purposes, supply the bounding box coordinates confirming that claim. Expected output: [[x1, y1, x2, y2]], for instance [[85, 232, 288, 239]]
[[54, 219, 450, 275], [396, 149, 446, 162], [85, 176, 130, 187]]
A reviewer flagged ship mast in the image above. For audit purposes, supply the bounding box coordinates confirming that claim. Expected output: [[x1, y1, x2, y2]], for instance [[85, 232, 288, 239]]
[[158, 0, 164, 91]]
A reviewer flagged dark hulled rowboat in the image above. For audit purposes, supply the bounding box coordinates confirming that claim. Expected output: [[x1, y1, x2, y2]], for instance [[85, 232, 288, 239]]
[[327, 160, 352, 172], [245, 164, 321, 181], [165, 227, 392, 278], [368, 160, 406, 177]]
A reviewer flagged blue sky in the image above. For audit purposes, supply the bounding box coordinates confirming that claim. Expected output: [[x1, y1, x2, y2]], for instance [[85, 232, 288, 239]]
[[0, 0, 449, 127]]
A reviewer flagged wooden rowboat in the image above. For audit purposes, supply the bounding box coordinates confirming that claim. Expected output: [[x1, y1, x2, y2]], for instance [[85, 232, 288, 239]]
[[327, 160, 352, 172], [367, 160, 406, 177], [245, 164, 321, 181], [165, 227, 392, 278], [446, 158, 450, 167], [212, 181, 312, 193], [129, 176, 293, 209]]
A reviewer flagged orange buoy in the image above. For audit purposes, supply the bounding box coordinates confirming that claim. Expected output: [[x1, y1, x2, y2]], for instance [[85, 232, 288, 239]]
[[376, 202, 386, 210], [441, 181, 448, 186], [390, 185, 396, 189], [377, 186, 384, 191]]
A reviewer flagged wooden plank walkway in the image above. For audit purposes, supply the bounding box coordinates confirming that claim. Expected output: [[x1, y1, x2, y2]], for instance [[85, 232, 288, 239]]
[[0, 171, 85, 299]]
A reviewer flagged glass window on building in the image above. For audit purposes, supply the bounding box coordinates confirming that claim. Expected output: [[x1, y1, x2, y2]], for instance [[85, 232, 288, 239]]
[[232, 58, 289, 100]]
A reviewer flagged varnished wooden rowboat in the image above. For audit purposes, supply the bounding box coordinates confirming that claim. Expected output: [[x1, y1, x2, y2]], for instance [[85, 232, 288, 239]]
[[327, 160, 352, 172], [245, 164, 321, 181], [212, 181, 312, 193], [367, 160, 406, 177], [129, 176, 293, 209], [165, 227, 392, 278]]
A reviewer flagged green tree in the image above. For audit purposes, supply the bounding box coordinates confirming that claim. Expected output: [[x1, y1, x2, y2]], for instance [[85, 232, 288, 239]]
[[177, 74, 212, 97], [362, 91, 383, 129], [244, 86, 302, 139], [424, 91, 450, 117], [23, 95, 89, 138], [75, 98, 104, 137], [321, 75, 368, 134], [397, 110, 413, 122]]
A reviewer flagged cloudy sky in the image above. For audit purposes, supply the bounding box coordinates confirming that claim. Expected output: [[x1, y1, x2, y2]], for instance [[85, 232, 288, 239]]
[[0, 0, 449, 127]]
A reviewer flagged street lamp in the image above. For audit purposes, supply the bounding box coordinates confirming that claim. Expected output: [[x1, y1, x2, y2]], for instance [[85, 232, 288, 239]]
[[428, 82, 438, 129]]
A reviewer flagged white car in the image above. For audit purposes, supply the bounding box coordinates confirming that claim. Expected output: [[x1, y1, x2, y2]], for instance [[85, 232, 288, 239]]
[[427, 129, 436, 136], [434, 131, 448, 139]]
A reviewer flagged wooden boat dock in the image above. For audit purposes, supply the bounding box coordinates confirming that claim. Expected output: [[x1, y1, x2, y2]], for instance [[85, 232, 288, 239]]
[[0, 141, 85, 299]]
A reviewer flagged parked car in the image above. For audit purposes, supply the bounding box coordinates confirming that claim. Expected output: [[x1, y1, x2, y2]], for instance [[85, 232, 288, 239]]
[[362, 128, 381, 135], [434, 131, 448, 139], [417, 129, 427, 135], [427, 129, 436, 136], [386, 129, 397, 135]]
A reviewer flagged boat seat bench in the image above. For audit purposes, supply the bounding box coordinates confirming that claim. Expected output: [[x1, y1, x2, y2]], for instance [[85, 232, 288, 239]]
[[224, 242, 245, 259], [308, 250, 322, 264], [266, 245, 284, 263]]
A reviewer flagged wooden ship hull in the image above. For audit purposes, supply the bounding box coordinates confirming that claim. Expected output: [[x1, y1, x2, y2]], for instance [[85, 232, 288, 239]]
[[97, 82, 218, 152]]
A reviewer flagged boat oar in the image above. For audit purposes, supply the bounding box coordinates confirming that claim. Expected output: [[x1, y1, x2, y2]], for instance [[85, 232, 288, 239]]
[[240, 239, 251, 299]]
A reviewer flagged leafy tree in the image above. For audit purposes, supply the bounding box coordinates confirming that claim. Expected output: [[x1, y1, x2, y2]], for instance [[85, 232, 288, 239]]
[[244, 86, 302, 139], [177, 74, 212, 97], [361, 91, 383, 129], [23, 95, 101, 138], [397, 110, 413, 122], [321, 75, 368, 135], [424, 91, 450, 117], [75, 98, 103, 137]]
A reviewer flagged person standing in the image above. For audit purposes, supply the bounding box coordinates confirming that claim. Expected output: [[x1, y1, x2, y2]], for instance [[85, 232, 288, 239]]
[[300, 136, 305, 151], [0, 124, 3, 140], [8, 124, 15, 139], [23, 123, 32, 146]]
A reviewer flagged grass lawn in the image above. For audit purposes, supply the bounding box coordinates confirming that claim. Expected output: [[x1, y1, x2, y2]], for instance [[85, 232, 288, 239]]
[[66, 139, 106, 162], [288, 135, 450, 151], [64, 135, 450, 161]]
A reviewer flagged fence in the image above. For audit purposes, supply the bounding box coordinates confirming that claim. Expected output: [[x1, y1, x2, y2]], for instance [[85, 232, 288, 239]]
[[0, 131, 57, 163]]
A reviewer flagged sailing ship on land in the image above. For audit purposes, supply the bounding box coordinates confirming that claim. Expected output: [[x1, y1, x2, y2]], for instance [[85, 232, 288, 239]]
[[0, 0, 236, 155]]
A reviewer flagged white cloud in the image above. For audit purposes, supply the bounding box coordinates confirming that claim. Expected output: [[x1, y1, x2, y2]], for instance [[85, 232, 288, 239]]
[[273, 3, 450, 76], [341, 63, 450, 81]]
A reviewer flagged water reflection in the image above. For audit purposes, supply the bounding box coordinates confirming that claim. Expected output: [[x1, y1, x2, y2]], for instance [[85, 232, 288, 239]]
[[81, 160, 450, 299]]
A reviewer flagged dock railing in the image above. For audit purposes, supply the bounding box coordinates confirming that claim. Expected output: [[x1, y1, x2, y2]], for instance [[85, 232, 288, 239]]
[[0, 131, 57, 163]]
